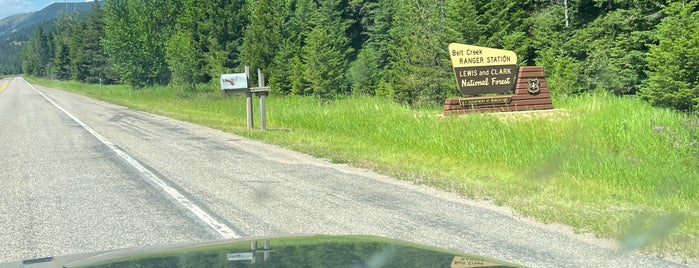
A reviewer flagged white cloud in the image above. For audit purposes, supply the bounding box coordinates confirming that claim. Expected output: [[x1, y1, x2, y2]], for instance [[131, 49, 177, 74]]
[[0, 0, 38, 20], [0, 0, 88, 20]]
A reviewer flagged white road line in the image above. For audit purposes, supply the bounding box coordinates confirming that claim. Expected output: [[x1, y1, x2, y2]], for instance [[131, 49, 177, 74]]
[[22, 78, 241, 239]]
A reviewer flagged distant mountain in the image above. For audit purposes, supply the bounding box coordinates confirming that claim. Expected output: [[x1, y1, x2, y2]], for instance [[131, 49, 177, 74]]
[[0, 2, 97, 41], [0, 2, 99, 75]]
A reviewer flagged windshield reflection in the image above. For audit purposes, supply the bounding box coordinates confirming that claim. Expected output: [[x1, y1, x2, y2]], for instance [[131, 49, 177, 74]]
[[79, 235, 519, 268]]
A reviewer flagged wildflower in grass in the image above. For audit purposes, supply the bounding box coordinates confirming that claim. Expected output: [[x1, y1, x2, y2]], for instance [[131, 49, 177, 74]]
[[652, 125, 688, 149]]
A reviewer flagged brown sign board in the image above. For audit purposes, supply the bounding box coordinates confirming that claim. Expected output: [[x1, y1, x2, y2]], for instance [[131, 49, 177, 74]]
[[443, 66, 554, 115], [448, 43, 517, 95]]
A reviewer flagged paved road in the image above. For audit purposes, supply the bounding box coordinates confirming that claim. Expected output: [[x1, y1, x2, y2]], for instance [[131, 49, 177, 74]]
[[0, 77, 691, 267]]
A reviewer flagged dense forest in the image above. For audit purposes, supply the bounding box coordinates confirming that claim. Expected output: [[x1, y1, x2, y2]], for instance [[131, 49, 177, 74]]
[[17, 0, 699, 111], [0, 41, 22, 74]]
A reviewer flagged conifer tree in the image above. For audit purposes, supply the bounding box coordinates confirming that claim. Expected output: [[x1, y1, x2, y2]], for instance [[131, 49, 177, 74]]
[[388, 0, 455, 105], [52, 10, 76, 80], [347, 0, 395, 96], [240, 0, 284, 81], [269, 0, 316, 95], [641, 1, 699, 111], [302, 0, 352, 98], [21, 28, 54, 77], [103, 0, 180, 87]]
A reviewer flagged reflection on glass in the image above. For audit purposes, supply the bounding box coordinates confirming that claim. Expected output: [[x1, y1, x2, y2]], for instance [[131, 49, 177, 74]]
[[81, 236, 521, 268]]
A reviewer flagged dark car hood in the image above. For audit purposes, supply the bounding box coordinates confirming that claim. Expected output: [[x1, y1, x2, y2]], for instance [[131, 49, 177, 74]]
[[1, 235, 524, 268]]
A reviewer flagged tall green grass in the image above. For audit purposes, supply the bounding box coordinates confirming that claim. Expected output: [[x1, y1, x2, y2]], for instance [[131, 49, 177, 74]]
[[29, 78, 699, 259]]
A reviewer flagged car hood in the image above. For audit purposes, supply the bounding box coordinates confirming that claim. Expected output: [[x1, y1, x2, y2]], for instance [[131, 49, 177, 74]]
[[1, 235, 524, 268]]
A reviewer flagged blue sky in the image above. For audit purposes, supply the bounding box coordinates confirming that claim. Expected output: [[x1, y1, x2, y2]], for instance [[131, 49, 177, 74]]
[[0, 0, 88, 20]]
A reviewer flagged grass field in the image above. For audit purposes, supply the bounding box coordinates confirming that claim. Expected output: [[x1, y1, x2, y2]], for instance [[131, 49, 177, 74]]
[[27, 77, 699, 260]]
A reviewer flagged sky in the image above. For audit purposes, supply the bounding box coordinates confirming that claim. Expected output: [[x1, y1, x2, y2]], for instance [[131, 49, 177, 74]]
[[0, 0, 87, 20]]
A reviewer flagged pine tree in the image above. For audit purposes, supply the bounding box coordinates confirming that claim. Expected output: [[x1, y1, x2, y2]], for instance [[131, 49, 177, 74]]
[[531, 4, 583, 95], [103, 0, 180, 87], [240, 0, 284, 81], [52, 10, 76, 80], [347, 46, 380, 95], [82, 2, 114, 84], [302, 0, 352, 98], [66, 2, 110, 83], [640, 1, 699, 111], [165, 0, 204, 90], [445, 0, 482, 45], [388, 0, 455, 105], [0, 41, 22, 74], [347, 0, 395, 96], [192, 0, 248, 80], [21, 28, 54, 77], [344, 0, 380, 58], [269, 0, 316, 95]]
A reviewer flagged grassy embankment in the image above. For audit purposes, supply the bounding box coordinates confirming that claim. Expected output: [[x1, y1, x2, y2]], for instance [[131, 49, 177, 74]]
[[28, 77, 699, 260]]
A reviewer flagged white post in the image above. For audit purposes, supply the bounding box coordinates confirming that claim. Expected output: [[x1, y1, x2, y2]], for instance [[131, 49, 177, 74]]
[[564, 0, 569, 27]]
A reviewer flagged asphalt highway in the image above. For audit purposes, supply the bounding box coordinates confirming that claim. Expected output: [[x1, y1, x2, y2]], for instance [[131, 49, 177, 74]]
[[0, 77, 691, 267]]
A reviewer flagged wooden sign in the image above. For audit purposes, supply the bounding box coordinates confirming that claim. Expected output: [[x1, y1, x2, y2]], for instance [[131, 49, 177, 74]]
[[448, 43, 518, 95], [444, 66, 554, 115], [444, 42, 553, 115]]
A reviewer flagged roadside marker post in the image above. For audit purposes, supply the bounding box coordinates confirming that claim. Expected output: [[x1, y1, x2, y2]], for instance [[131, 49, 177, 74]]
[[252, 69, 268, 130], [244, 66, 254, 129]]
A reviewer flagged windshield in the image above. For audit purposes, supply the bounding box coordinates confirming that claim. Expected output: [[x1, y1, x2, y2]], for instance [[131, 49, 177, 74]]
[[1, 1, 697, 268], [16, 235, 516, 268]]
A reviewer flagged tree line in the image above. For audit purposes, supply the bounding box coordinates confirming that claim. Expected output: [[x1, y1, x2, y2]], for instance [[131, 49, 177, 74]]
[[19, 0, 699, 111]]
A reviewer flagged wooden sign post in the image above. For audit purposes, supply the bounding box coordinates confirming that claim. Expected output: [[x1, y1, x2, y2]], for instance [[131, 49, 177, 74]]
[[250, 69, 269, 130], [221, 66, 270, 130], [245, 66, 254, 129], [443, 43, 553, 115]]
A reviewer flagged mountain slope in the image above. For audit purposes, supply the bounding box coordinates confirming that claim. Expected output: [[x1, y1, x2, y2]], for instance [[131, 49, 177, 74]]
[[0, 2, 96, 41], [0, 2, 98, 75]]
